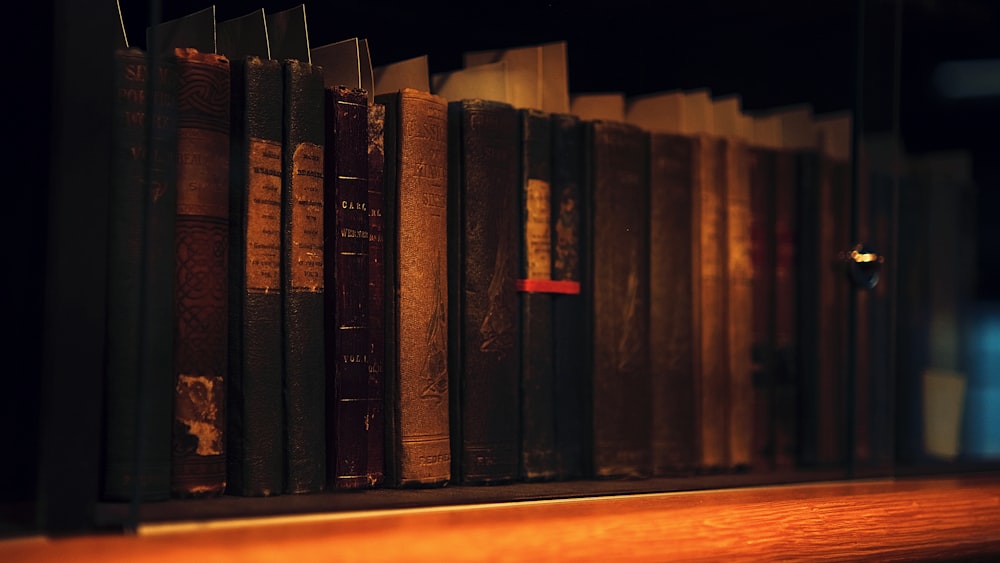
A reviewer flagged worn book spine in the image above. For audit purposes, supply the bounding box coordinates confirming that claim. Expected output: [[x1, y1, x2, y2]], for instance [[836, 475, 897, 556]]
[[365, 101, 387, 488], [748, 147, 777, 469], [324, 86, 371, 490], [281, 59, 326, 494], [171, 48, 230, 498], [772, 149, 798, 468], [724, 137, 754, 470], [376, 89, 451, 487], [585, 120, 651, 479], [103, 47, 178, 502], [648, 133, 697, 475], [694, 135, 728, 472], [550, 113, 586, 481], [227, 55, 284, 497], [518, 109, 557, 482], [448, 99, 520, 485]]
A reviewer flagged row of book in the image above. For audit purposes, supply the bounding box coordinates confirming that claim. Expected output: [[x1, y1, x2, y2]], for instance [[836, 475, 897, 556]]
[[103, 2, 871, 503]]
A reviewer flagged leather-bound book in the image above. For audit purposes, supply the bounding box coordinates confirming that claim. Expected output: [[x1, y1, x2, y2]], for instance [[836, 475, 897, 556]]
[[517, 108, 558, 482], [375, 88, 451, 487], [365, 101, 387, 489], [171, 48, 230, 498], [448, 99, 521, 485], [694, 134, 729, 472], [550, 113, 586, 481], [747, 144, 778, 469], [772, 146, 799, 468], [584, 119, 652, 479], [281, 59, 326, 494], [323, 86, 371, 490], [647, 132, 698, 475], [227, 55, 284, 497], [722, 136, 754, 470], [103, 47, 178, 502]]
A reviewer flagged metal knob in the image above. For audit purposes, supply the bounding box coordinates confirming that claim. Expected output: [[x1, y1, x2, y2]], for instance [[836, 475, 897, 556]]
[[842, 242, 884, 290]]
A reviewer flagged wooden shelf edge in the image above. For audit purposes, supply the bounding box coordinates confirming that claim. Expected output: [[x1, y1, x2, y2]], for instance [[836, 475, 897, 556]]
[[3, 473, 999, 561]]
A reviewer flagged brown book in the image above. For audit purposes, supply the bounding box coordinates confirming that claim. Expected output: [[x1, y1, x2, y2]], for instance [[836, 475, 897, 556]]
[[447, 98, 521, 485], [281, 59, 327, 494], [375, 88, 451, 487], [715, 96, 754, 470], [103, 47, 178, 501], [323, 86, 372, 490], [584, 117, 652, 479], [365, 101, 387, 489], [648, 132, 698, 474], [625, 92, 696, 475], [171, 47, 230, 498]]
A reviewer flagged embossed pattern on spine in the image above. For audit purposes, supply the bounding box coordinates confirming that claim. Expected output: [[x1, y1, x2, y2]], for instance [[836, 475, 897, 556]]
[[172, 48, 230, 498], [376, 89, 451, 486]]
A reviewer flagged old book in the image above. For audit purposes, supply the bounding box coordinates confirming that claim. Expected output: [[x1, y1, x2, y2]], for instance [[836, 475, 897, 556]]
[[102, 46, 178, 502], [448, 99, 521, 484], [714, 95, 754, 470], [517, 108, 558, 481], [746, 112, 781, 469], [687, 89, 728, 472], [365, 101, 387, 489], [226, 52, 285, 497], [375, 87, 451, 487], [625, 90, 697, 475], [323, 86, 372, 490], [280, 59, 327, 494], [170, 47, 231, 498], [579, 96, 652, 478], [550, 112, 586, 480]]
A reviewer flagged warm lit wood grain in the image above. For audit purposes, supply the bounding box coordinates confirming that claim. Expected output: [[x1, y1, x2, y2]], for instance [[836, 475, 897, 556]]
[[4, 475, 999, 562]]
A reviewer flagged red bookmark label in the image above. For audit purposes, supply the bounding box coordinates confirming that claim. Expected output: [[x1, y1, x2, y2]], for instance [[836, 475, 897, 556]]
[[516, 279, 581, 295]]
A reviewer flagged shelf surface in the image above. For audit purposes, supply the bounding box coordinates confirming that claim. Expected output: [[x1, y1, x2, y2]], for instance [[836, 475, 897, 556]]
[[3, 473, 999, 562]]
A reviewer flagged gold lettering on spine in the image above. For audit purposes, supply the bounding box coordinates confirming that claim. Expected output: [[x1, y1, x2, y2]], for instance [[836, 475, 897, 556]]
[[291, 142, 324, 291], [177, 128, 230, 217], [525, 178, 552, 280], [246, 138, 283, 292]]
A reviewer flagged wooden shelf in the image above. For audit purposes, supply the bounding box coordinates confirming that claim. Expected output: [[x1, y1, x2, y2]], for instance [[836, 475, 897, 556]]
[[4, 474, 999, 561]]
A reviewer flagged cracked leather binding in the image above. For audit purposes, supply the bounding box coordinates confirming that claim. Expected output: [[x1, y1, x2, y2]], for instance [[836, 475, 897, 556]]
[[227, 55, 284, 497], [281, 59, 326, 494], [322, 85, 373, 490]]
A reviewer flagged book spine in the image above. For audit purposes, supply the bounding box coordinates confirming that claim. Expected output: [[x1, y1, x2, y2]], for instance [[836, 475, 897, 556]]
[[448, 99, 520, 485], [772, 150, 798, 468], [586, 120, 651, 479], [171, 48, 230, 498], [227, 56, 284, 496], [725, 138, 754, 469], [648, 133, 697, 475], [748, 148, 778, 469], [377, 89, 451, 487], [694, 135, 728, 471], [103, 48, 177, 501], [366, 101, 387, 488], [281, 59, 326, 494], [518, 109, 557, 481], [550, 113, 585, 481], [324, 86, 371, 490]]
